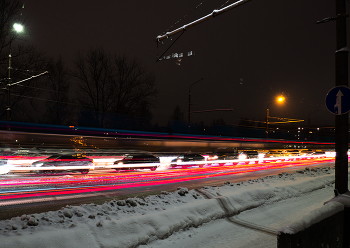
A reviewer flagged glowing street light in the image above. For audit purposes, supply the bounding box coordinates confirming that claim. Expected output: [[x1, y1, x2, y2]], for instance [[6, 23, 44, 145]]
[[277, 95, 285, 103], [266, 95, 285, 138], [13, 23, 24, 33]]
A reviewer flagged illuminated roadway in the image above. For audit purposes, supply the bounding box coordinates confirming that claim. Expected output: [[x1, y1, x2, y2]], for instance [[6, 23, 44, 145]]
[[0, 156, 335, 220]]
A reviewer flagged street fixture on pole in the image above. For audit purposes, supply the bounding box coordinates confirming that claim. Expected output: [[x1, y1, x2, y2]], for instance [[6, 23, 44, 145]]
[[334, 0, 348, 194], [188, 78, 204, 133], [266, 95, 285, 138], [7, 23, 24, 122]]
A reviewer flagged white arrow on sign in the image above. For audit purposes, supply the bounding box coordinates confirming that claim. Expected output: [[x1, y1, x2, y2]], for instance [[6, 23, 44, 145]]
[[334, 90, 344, 114]]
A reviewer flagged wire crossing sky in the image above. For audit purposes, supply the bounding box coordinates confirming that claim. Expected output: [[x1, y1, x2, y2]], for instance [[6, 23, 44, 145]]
[[23, 0, 347, 126]]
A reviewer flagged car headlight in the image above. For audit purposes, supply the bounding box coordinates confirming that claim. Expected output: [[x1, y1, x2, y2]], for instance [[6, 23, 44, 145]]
[[34, 162, 44, 167], [118, 162, 123, 166], [177, 159, 182, 163], [239, 154, 247, 160]]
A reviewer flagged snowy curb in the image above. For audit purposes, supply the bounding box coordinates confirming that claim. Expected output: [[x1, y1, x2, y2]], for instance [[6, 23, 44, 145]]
[[277, 201, 344, 235], [0, 167, 337, 248]]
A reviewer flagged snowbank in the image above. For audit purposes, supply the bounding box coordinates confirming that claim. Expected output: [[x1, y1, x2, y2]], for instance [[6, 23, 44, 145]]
[[0, 166, 336, 248], [278, 201, 344, 234]]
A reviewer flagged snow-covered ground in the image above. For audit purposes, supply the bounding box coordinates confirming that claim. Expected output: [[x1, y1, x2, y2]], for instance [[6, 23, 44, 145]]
[[0, 164, 346, 248]]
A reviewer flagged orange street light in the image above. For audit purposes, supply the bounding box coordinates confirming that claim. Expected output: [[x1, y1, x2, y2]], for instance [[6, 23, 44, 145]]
[[266, 95, 285, 138], [277, 95, 285, 103]]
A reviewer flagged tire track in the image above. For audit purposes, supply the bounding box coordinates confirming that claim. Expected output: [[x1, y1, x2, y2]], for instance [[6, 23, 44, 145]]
[[196, 188, 278, 236]]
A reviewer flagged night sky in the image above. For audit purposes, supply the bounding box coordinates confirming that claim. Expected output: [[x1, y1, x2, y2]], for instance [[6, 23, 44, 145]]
[[23, 1, 347, 127]]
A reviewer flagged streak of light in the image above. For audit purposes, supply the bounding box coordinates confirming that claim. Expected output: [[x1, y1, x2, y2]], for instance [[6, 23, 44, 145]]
[[0, 157, 335, 204]]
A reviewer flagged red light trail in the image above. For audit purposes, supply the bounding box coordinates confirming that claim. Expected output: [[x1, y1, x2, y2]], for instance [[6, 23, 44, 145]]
[[0, 157, 335, 204]]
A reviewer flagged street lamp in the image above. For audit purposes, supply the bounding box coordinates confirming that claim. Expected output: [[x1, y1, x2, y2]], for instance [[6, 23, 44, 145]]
[[7, 23, 24, 122], [266, 95, 285, 138], [188, 78, 204, 133], [13, 23, 24, 33]]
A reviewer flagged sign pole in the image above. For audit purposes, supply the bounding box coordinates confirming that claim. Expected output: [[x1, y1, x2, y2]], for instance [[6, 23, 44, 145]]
[[335, 0, 348, 194]]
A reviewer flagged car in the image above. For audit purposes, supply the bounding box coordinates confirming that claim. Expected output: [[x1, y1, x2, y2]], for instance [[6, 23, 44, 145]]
[[299, 149, 314, 156], [215, 150, 239, 160], [0, 158, 9, 174], [31, 154, 94, 174], [171, 153, 205, 167], [217, 152, 238, 160], [264, 150, 284, 158], [0, 144, 14, 174], [283, 150, 300, 156], [312, 150, 326, 155], [113, 153, 160, 172], [239, 150, 259, 159]]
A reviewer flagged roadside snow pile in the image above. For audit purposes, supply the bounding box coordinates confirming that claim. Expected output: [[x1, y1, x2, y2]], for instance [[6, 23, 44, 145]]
[[0, 166, 336, 248], [278, 201, 344, 234]]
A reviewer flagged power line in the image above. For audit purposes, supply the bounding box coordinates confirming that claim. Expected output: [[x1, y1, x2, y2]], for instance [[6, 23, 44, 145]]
[[156, 0, 252, 42], [218, 0, 233, 9], [163, 0, 209, 35], [1, 92, 79, 107], [156, 31, 186, 62], [11, 83, 67, 94], [8, 71, 48, 87]]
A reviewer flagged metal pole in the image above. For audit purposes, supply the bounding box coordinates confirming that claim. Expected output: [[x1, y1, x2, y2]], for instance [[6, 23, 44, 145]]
[[188, 78, 204, 133], [266, 108, 269, 138], [7, 42, 12, 123], [335, 0, 348, 194], [188, 89, 191, 133]]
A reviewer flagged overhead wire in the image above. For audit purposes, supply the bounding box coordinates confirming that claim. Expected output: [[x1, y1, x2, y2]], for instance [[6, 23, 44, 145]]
[[10, 83, 66, 94], [156, 0, 209, 62], [156, 31, 186, 62], [217, 0, 232, 9], [5, 92, 86, 108], [162, 0, 209, 35]]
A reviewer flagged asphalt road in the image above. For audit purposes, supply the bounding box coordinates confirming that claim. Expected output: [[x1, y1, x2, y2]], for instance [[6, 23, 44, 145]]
[[0, 158, 335, 220]]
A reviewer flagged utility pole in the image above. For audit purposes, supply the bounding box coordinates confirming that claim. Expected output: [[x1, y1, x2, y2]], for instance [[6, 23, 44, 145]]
[[188, 78, 204, 133], [7, 46, 12, 122], [335, 0, 349, 194], [266, 108, 269, 138]]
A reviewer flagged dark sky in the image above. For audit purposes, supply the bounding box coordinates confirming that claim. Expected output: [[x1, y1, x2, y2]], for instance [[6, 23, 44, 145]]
[[23, 0, 346, 127]]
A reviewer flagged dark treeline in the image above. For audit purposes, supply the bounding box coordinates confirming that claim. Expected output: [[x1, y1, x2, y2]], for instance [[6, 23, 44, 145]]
[[0, 1, 334, 142], [0, 0, 157, 130]]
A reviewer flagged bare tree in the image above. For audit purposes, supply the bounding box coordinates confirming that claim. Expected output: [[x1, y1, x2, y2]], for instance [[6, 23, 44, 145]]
[[42, 56, 71, 125], [169, 105, 184, 123], [70, 48, 114, 127], [111, 55, 157, 115], [71, 48, 157, 128], [212, 118, 226, 126], [0, 1, 52, 122], [0, 0, 23, 61]]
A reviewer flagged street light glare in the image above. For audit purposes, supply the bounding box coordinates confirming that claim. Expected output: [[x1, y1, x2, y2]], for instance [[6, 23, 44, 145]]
[[13, 23, 24, 33], [277, 96, 285, 103]]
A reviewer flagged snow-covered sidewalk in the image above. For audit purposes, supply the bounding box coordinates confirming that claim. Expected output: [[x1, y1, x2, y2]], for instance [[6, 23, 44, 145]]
[[0, 165, 342, 248]]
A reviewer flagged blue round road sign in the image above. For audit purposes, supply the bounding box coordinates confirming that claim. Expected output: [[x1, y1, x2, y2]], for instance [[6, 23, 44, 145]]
[[325, 86, 350, 115]]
